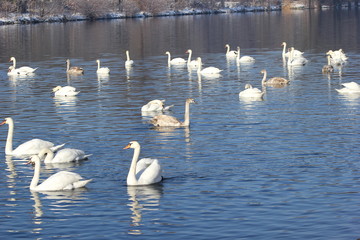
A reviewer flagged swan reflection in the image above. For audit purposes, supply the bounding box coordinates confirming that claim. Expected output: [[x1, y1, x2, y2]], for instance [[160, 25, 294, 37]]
[[127, 184, 163, 235]]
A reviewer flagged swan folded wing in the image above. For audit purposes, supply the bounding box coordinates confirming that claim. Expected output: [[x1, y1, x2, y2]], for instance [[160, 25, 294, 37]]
[[136, 159, 162, 185], [12, 139, 55, 157], [171, 58, 187, 64], [141, 101, 163, 112], [35, 171, 84, 191], [18, 66, 37, 73], [150, 115, 181, 127], [52, 148, 86, 163], [341, 82, 360, 91]]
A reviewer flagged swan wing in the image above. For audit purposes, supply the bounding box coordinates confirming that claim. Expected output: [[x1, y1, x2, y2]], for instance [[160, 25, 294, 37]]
[[141, 100, 163, 111], [239, 56, 255, 62], [35, 171, 84, 191], [137, 159, 162, 185], [12, 139, 54, 157], [341, 82, 360, 91], [150, 115, 181, 127], [239, 88, 264, 98], [201, 67, 222, 74], [18, 66, 37, 73], [51, 148, 86, 163], [170, 58, 186, 64]]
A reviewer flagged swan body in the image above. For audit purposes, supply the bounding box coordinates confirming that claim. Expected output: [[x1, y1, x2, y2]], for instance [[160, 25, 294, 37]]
[[336, 82, 360, 94], [150, 98, 195, 127], [327, 49, 347, 66], [28, 155, 91, 191], [322, 55, 334, 73], [225, 44, 237, 57], [186, 49, 200, 68], [125, 50, 134, 67], [52, 86, 79, 97], [96, 59, 110, 74], [239, 84, 265, 99], [66, 59, 84, 75], [165, 51, 186, 66], [236, 46, 255, 63], [0, 117, 65, 158], [287, 47, 307, 66], [197, 57, 222, 75], [7, 66, 35, 76], [141, 99, 173, 112], [281, 42, 303, 59], [39, 148, 91, 163], [123, 141, 162, 186], [261, 69, 289, 86], [9, 57, 37, 75]]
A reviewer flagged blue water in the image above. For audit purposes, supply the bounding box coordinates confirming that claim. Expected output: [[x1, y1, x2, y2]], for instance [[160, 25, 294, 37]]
[[0, 9, 360, 239]]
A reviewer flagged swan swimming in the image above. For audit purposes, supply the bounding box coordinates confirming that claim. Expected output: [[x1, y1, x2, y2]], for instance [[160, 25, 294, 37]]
[[281, 42, 303, 59], [28, 154, 92, 191], [38, 147, 92, 163], [141, 99, 173, 112], [261, 69, 289, 86], [197, 57, 222, 75], [0, 117, 65, 158], [66, 59, 84, 75], [165, 51, 186, 66], [96, 59, 110, 74], [52, 86, 80, 97], [8, 57, 37, 75], [236, 46, 255, 63], [123, 141, 163, 186], [186, 49, 200, 68], [225, 44, 237, 58], [335, 82, 360, 94], [150, 98, 195, 127]]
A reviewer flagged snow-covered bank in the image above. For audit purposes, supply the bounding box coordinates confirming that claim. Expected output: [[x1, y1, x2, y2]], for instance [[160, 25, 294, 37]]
[[0, 5, 281, 25]]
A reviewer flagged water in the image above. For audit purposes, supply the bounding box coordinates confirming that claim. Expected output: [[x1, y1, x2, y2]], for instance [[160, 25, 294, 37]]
[[0, 9, 360, 239]]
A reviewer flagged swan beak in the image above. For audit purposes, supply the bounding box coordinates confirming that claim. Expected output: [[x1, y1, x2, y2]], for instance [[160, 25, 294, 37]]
[[26, 159, 35, 165], [0, 120, 6, 125], [123, 144, 131, 149]]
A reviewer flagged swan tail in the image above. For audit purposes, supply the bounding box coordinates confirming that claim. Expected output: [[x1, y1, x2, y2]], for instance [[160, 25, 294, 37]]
[[83, 154, 93, 159], [72, 179, 92, 189], [164, 105, 174, 111]]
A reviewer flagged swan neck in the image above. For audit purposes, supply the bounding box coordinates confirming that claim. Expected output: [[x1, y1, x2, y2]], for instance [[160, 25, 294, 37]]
[[167, 53, 171, 66], [39, 148, 54, 163], [12, 58, 16, 68], [97, 61, 100, 70], [226, 45, 230, 54], [126, 51, 130, 61], [5, 119, 14, 155], [187, 51, 192, 64], [197, 59, 202, 73], [66, 60, 70, 71], [327, 55, 331, 65], [182, 101, 191, 126], [127, 146, 140, 184], [282, 43, 286, 57], [261, 71, 267, 86], [237, 48, 240, 61], [30, 157, 41, 190]]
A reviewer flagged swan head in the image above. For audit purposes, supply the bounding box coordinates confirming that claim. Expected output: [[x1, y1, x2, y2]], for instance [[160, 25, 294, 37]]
[[123, 141, 140, 150], [9, 57, 16, 62], [96, 59, 100, 63], [8, 66, 14, 72], [52, 86, 62, 92], [260, 69, 266, 74], [186, 98, 195, 104], [281, 42, 286, 46], [186, 49, 192, 54], [196, 57, 202, 63], [245, 84, 253, 89], [165, 51, 170, 55], [0, 117, 12, 126], [225, 44, 230, 48]]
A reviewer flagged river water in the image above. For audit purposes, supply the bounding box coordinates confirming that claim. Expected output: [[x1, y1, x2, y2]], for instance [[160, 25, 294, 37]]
[[0, 8, 360, 239]]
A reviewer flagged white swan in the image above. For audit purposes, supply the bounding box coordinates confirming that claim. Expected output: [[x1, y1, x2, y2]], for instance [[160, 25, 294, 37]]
[[335, 82, 360, 94], [327, 49, 347, 66], [0, 117, 65, 158], [8, 57, 37, 75], [28, 154, 92, 191], [96, 59, 110, 74], [38, 148, 91, 163], [287, 47, 307, 66], [239, 84, 265, 99], [236, 46, 255, 63], [322, 55, 334, 73], [196, 57, 222, 75], [125, 50, 134, 67], [165, 51, 186, 66], [150, 98, 195, 127], [66, 59, 84, 75], [123, 141, 162, 186], [141, 99, 173, 112], [281, 42, 303, 59], [185, 49, 200, 68], [261, 69, 289, 86], [225, 44, 237, 57], [52, 86, 80, 97]]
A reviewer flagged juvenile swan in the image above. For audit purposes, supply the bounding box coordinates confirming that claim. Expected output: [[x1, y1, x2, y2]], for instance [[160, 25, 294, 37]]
[[66, 59, 84, 75], [150, 98, 195, 127], [123, 141, 163, 186], [28, 155, 92, 191], [261, 69, 289, 86]]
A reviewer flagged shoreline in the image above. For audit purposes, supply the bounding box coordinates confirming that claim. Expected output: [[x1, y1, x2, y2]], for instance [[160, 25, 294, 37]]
[[0, 5, 281, 25]]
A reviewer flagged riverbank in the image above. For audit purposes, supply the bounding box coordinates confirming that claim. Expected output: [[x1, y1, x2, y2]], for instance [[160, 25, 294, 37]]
[[0, 5, 281, 25]]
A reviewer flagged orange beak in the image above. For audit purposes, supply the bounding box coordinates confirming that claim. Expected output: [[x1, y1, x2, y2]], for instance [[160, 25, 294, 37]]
[[0, 120, 6, 126], [123, 144, 131, 149]]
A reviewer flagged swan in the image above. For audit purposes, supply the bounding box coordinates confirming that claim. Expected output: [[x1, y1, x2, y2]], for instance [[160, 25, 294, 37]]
[[287, 47, 307, 66], [7, 66, 33, 76], [185, 49, 200, 68], [281, 42, 303, 59], [150, 98, 195, 127], [0, 117, 65, 158], [236, 46, 255, 63], [28, 154, 92, 191], [123, 141, 162, 186], [52, 86, 80, 97], [141, 99, 173, 112], [196, 57, 222, 75], [165, 51, 186, 66], [96, 59, 110, 74], [225, 44, 237, 57], [261, 69, 289, 86], [38, 148, 91, 163], [125, 50, 134, 67], [9, 57, 38, 74], [66, 59, 84, 75], [322, 55, 334, 73], [335, 82, 360, 94], [327, 49, 347, 66], [239, 84, 265, 99]]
